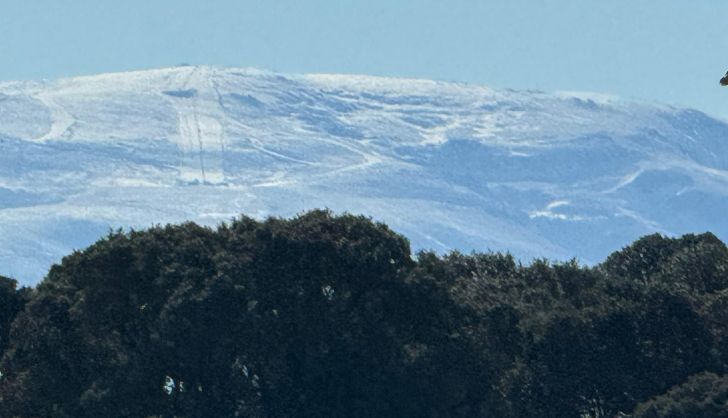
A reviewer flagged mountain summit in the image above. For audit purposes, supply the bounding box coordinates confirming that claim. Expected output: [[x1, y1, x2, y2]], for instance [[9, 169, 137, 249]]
[[1, 66, 727, 283]]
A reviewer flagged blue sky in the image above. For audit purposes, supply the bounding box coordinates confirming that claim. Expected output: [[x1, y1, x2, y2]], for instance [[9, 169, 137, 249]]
[[2, 0, 727, 116]]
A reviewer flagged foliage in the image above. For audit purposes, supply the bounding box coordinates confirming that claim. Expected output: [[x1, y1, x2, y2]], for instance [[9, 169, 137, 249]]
[[632, 372, 728, 418], [0, 215, 726, 417], [0, 276, 30, 360]]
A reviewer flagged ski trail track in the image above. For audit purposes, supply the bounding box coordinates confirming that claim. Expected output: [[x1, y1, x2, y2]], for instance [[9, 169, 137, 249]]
[[172, 67, 225, 184]]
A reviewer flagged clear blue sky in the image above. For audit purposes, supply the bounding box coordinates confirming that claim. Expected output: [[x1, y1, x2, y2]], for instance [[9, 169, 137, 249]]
[[2, 0, 727, 116]]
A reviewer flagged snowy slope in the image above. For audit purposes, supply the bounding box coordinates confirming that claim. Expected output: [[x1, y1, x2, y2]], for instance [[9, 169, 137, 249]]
[[1, 66, 727, 284]]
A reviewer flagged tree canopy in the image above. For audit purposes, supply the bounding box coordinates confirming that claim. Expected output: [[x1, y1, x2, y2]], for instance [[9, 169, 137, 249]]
[[1, 211, 727, 417]]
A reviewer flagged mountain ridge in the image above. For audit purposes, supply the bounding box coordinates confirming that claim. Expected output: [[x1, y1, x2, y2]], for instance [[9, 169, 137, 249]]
[[1, 66, 727, 284]]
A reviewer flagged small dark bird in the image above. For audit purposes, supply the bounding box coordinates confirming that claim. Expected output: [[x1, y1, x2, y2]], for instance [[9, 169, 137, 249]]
[[721, 71, 728, 86]]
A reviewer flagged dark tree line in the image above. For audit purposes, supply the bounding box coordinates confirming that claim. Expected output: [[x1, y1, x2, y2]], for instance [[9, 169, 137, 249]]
[[1, 210, 728, 417]]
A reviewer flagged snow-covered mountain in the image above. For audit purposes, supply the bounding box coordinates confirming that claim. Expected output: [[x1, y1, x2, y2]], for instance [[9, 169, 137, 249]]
[[1, 66, 727, 284]]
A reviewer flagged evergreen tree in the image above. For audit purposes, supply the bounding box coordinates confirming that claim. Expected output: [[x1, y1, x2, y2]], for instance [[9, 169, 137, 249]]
[[1, 212, 728, 417]]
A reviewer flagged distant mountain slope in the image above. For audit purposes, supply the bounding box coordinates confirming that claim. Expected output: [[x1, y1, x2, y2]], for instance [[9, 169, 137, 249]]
[[1, 66, 727, 284]]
